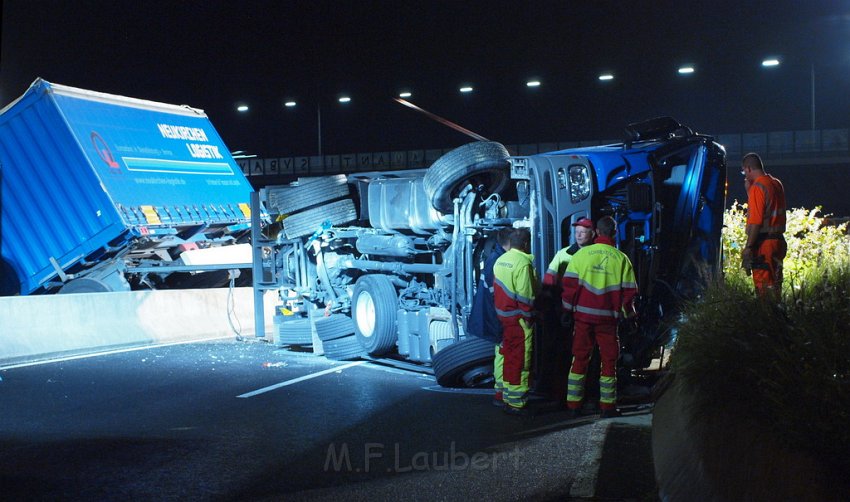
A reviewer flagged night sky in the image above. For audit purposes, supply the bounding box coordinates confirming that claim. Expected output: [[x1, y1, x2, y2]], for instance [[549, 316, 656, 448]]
[[2, 1, 848, 158]]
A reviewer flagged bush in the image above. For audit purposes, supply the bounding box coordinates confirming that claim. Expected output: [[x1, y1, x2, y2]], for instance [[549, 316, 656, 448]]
[[672, 262, 850, 484], [722, 202, 850, 295]]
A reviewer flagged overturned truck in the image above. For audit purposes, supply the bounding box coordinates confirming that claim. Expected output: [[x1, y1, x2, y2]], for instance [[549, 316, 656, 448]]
[[255, 117, 726, 387]]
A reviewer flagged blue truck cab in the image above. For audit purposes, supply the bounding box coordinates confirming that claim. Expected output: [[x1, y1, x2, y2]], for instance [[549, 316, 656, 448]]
[[0, 79, 255, 295], [514, 117, 727, 369]]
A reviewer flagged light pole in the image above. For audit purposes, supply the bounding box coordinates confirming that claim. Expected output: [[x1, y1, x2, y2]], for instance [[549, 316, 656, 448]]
[[810, 63, 816, 131], [317, 103, 322, 158]]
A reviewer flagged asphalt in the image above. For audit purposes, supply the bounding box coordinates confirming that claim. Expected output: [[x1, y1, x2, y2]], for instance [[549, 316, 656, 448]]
[[0, 339, 658, 501], [280, 413, 655, 502]]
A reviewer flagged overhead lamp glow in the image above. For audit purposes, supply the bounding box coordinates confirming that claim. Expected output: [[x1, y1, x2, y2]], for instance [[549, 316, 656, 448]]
[[338, 96, 351, 103], [598, 74, 614, 81], [762, 59, 780, 67], [284, 101, 297, 107], [399, 91, 412, 98], [526, 80, 541, 87], [459, 86, 473, 93], [236, 105, 249, 112], [678, 66, 695, 74]]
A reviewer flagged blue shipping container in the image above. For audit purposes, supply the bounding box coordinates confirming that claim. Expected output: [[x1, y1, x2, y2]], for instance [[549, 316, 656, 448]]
[[0, 78, 254, 295]]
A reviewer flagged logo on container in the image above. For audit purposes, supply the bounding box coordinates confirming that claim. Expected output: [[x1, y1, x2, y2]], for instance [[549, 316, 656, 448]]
[[90, 131, 120, 169]]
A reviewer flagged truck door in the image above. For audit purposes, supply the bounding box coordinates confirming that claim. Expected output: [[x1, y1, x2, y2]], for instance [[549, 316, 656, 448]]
[[653, 140, 724, 297], [522, 154, 593, 275]]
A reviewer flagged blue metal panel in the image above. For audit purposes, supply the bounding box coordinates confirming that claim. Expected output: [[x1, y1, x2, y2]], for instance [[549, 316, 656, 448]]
[[0, 79, 254, 295]]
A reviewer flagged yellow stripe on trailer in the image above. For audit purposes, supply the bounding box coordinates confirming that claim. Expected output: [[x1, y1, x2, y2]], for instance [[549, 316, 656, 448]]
[[140, 205, 161, 225], [239, 203, 251, 219]]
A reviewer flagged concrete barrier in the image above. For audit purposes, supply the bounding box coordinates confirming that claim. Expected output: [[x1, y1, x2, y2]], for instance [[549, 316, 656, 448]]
[[0, 287, 276, 366]]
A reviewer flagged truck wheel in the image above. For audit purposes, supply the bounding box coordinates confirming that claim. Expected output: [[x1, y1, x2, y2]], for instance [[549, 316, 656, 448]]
[[323, 335, 365, 361], [275, 318, 314, 346], [266, 175, 351, 215], [423, 141, 510, 214], [352, 275, 398, 356], [432, 336, 496, 388], [315, 314, 356, 342], [57, 277, 113, 294], [283, 199, 357, 239]]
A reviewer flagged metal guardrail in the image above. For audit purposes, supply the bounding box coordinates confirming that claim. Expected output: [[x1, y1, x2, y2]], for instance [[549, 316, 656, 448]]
[[236, 128, 850, 178]]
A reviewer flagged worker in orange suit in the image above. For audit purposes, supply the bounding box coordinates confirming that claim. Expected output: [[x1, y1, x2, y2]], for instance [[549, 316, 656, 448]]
[[740, 152, 787, 298]]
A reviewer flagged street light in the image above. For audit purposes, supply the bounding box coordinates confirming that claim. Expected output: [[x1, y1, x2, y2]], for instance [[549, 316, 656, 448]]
[[598, 73, 614, 81], [678, 66, 695, 75], [526, 80, 541, 87], [761, 58, 780, 67], [459, 86, 474, 93], [399, 91, 412, 98], [284, 100, 296, 107], [236, 104, 249, 112]]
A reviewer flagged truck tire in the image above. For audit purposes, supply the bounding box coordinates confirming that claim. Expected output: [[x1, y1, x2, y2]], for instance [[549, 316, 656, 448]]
[[266, 175, 350, 215], [352, 274, 398, 356], [323, 335, 365, 361], [315, 314, 356, 342], [275, 318, 314, 346], [283, 199, 357, 239], [57, 277, 113, 294], [423, 141, 510, 214], [432, 336, 496, 388]]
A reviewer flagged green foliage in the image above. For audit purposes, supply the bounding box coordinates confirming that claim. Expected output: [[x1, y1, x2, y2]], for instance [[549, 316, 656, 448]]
[[673, 264, 850, 480], [722, 201, 850, 294]]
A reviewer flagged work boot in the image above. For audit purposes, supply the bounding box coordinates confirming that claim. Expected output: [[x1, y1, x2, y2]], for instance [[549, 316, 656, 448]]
[[600, 408, 622, 419]]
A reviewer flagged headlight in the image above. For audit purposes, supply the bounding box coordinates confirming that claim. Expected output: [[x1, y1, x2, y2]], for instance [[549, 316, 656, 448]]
[[569, 165, 591, 203]]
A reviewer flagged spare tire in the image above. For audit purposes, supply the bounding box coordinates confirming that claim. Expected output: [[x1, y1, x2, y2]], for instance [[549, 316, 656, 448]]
[[266, 175, 351, 215], [274, 318, 314, 346], [282, 199, 357, 239], [315, 314, 356, 342], [432, 336, 497, 388], [423, 141, 510, 214], [324, 335, 365, 361]]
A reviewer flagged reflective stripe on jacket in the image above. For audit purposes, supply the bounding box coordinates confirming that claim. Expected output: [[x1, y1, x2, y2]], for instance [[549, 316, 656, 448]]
[[747, 174, 786, 235], [543, 243, 580, 287], [493, 248, 538, 323], [561, 237, 637, 325]]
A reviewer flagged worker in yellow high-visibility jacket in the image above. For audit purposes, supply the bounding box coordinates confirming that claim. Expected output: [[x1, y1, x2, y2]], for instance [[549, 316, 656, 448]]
[[539, 217, 595, 402], [562, 216, 637, 418], [493, 228, 538, 415]]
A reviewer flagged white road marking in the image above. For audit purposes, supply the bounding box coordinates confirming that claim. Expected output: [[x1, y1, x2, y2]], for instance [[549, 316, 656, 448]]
[[0, 335, 234, 370], [420, 385, 491, 394], [237, 360, 367, 398]]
